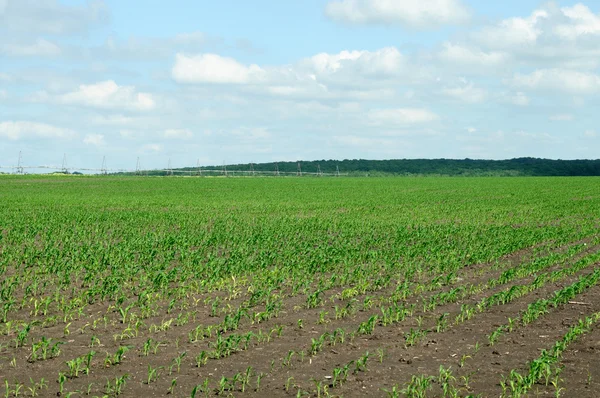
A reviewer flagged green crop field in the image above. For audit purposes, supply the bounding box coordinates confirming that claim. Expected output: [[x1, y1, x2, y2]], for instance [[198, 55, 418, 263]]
[[1, 175, 600, 397]]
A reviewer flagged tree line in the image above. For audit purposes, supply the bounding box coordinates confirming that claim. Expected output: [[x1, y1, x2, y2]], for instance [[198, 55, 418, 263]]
[[178, 158, 600, 177]]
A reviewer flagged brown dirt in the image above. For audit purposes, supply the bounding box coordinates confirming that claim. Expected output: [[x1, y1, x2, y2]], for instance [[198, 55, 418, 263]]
[[1, 238, 600, 397]]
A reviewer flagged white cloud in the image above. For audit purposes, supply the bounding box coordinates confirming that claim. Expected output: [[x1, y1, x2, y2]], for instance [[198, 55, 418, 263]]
[[0, 121, 76, 140], [164, 128, 193, 139], [43, 81, 156, 111], [584, 130, 597, 138], [172, 53, 265, 84], [469, 4, 600, 70], [325, 0, 470, 27], [439, 43, 507, 67], [554, 4, 600, 40], [83, 133, 105, 146], [549, 114, 573, 121], [475, 10, 548, 49], [368, 108, 439, 125], [442, 80, 487, 103], [308, 47, 404, 75], [169, 47, 410, 99], [509, 69, 600, 94], [0, 38, 61, 57]]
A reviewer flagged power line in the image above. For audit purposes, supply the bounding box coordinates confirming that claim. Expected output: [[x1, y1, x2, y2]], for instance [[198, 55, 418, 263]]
[[0, 156, 348, 177]]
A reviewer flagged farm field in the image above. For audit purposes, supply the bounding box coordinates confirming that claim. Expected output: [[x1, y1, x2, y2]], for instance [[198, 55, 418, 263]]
[[1, 175, 600, 397]]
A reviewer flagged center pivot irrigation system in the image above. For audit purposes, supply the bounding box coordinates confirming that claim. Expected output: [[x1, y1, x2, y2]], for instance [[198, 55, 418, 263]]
[[0, 153, 346, 177]]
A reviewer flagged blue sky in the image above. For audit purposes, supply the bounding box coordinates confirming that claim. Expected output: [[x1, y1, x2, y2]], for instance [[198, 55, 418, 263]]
[[1, 0, 599, 172]]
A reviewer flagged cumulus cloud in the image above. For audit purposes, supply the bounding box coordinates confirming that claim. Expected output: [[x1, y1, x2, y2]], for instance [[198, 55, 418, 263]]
[[475, 10, 548, 49], [172, 53, 265, 84], [509, 69, 600, 95], [164, 128, 193, 139], [307, 47, 404, 76], [439, 43, 507, 67], [325, 0, 470, 28], [38, 81, 156, 111], [0, 121, 76, 140], [368, 108, 439, 125], [170, 47, 411, 98], [469, 4, 600, 70], [554, 4, 600, 40], [83, 133, 105, 146]]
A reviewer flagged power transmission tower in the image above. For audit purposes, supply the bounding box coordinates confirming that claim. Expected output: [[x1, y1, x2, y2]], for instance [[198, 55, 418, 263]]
[[16, 151, 23, 174], [297, 162, 302, 176], [275, 162, 279, 176], [196, 159, 202, 176], [167, 159, 173, 176], [250, 162, 255, 176], [61, 154, 68, 174], [101, 156, 107, 175], [135, 157, 141, 175], [317, 164, 322, 176], [336, 165, 340, 177]]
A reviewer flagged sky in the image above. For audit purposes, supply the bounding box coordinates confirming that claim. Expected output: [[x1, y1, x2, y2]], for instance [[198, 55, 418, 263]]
[[1, 0, 599, 172]]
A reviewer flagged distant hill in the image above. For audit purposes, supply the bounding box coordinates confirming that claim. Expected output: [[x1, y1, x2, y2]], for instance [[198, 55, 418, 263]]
[[172, 158, 600, 177]]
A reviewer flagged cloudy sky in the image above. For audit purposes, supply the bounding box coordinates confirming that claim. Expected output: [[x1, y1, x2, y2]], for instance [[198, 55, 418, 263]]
[[1, 0, 599, 171]]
